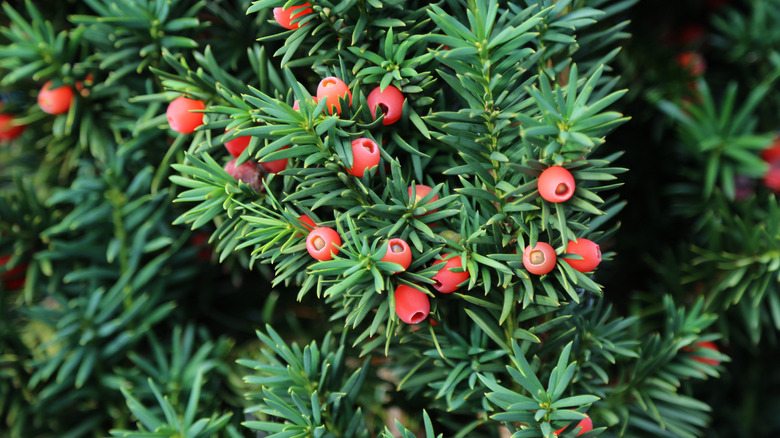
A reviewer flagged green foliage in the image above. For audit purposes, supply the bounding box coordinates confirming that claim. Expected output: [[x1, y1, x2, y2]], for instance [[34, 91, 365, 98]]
[[111, 375, 238, 438], [481, 342, 599, 438], [5, 0, 779, 437], [658, 79, 776, 200], [684, 194, 780, 343], [239, 327, 373, 437]]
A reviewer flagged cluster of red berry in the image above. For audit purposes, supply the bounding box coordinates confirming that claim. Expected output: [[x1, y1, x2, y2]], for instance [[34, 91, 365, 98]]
[[165, 74, 404, 188], [303, 184, 458, 325], [522, 166, 602, 276], [522, 238, 601, 276], [1, 76, 95, 142], [164, 54, 419, 321], [164, 4, 603, 326]]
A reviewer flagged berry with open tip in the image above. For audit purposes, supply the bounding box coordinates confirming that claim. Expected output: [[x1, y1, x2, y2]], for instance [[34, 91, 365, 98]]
[[347, 138, 380, 177], [523, 241, 557, 275], [380, 238, 412, 273], [306, 226, 341, 261], [367, 85, 405, 125], [317, 77, 351, 115], [394, 284, 430, 324], [538, 166, 575, 203]]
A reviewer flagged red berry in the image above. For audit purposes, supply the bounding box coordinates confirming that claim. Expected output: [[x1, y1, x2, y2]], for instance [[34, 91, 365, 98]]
[[75, 73, 95, 97], [538, 166, 575, 203], [761, 139, 780, 163], [523, 242, 557, 275], [38, 81, 74, 115], [224, 129, 251, 157], [554, 415, 593, 437], [347, 138, 380, 177], [394, 284, 430, 324], [224, 158, 264, 192], [761, 140, 780, 191], [273, 3, 313, 30], [190, 232, 212, 261], [677, 51, 706, 76], [562, 238, 601, 273], [408, 184, 436, 203], [306, 226, 341, 261], [0, 254, 27, 291], [367, 85, 405, 125], [431, 253, 469, 293], [260, 145, 289, 174], [295, 215, 317, 237], [0, 113, 25, 141], [380, 238, 412, 273], [408, 184, 439, 216], [292, 96, 317, 111], [297, 215, 317, 231], [167, 96, 205, 134], [317, 77, 351, 115], [764, 161, 780, 192], [689, 341, 721, 366]]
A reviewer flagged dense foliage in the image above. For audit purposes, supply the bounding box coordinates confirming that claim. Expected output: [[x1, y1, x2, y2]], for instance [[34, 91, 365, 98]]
[[1, 0, 779, 437]]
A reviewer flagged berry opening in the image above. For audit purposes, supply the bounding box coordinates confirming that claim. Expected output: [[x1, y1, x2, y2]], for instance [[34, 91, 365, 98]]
[[409, 312, 426, 324], [359, 139, 375, 153], [530, 250, 545, 265], [555, 183, 570, 196], [391, 244, 404, 253], [433, 279, 443, 289], [313, 236, 325, 250], [322, 78, 337, 88], [378, 103, 389, 115]]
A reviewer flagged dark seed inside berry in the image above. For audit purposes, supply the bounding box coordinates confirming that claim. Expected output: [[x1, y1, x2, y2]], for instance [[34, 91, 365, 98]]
[[378, 103, 389, 115], [530, 250, 545, 265], [391, 244, 404, 253], [313, 236, 325, 250], [555, 183, 570, 195]]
